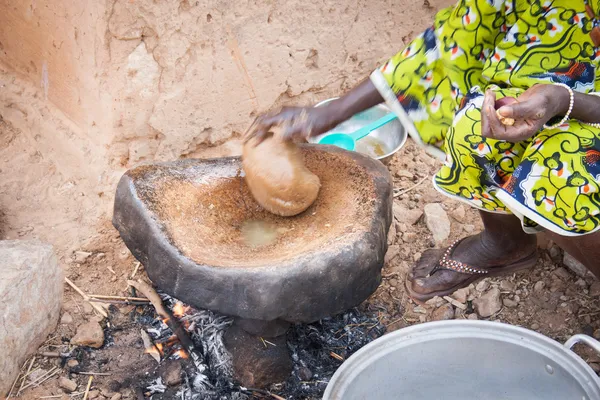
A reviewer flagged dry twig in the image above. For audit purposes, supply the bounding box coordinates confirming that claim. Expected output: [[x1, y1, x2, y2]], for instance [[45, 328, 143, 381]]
[[65, 278, 108, 318], [393, 175, 429, 198], [127, 280, 201, 370], [16, 356, 36, 396], [83, 376, 93, 400], [89, 294, 149, 302]]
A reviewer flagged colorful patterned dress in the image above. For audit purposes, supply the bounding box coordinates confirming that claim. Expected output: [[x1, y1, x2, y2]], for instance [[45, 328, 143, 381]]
[[370, 0, 600, 236]]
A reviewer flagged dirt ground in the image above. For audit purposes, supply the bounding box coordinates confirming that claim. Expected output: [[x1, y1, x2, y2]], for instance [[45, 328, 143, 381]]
[[4, 132, 600, 399]]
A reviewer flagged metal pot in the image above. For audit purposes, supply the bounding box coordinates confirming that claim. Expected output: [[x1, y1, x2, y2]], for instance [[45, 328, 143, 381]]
[[324, 320, 600, 400], [309, 98, 407, 164]]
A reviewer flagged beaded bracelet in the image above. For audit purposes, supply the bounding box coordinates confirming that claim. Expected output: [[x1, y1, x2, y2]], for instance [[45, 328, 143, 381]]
[[543, 83, 574, 130]]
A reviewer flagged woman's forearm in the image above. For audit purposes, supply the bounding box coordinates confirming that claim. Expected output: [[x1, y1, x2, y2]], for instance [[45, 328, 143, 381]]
[[323, 78, 384, 126], [570, 92, 600, 124]]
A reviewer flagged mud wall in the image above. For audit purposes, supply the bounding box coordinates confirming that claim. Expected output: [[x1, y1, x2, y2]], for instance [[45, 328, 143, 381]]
[[0, 0, 453, 252]]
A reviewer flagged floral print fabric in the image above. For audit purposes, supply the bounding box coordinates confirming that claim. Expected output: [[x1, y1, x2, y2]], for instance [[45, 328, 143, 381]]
[[374, 0, 600, 235]]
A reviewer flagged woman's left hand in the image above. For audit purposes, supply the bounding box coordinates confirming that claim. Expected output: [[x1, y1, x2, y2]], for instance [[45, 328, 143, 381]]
[[481, 84, 570, 142]]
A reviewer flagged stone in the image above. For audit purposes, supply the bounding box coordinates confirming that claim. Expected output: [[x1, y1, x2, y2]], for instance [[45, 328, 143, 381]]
[[531, 323, 540, 330], [235, 318, 290, 338], [475, 280, 490, 292], [594, 329, 600, 340], [467, 313, 478, 320], [500, 280, 515, 292], [387, 222, 397, 246], [503, 298, 518, 308], [449, 205, 466, 221], [67, 359, 79, 368], [224, 324, 292, 388], [0, 240, 63, 395], [463, 224, 475, 234], [74, 250, 93, 263], [518, 312, 525, 318], [393, 202, 422, 225], [575, 278, 588, 288], [533, 281, 545, 292], [297, 366, 313, 381], [549, 245, 562, 262], [563, 253, 589, 278], [431, 303, 454, 321], [395, 170, 414, 179], [111, 395, 122, 400], [113, 148, 393, 323], [451, 288, 469, 304], [160, 360, 183, 386], [384, 244, 400, 265], [424, 203, 450, 245], [88, 390, 100, 399], [61, 312, 74, 325], [473, 288, 502, 318], [71, 322, 105, 348], [59, 377, 78, 393], [554, 267, 572, 280], [425, 296, 445, 308], [590, 282, 600, 297]]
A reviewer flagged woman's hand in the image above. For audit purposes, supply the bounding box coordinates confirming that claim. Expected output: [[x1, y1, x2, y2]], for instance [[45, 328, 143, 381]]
[[481, 84, 570, 142], [243, 105, 341, 145]]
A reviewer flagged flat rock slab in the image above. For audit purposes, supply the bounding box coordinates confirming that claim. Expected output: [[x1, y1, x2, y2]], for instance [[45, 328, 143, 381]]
[[113, 145, 392, 323], [0, 240, 62, 395]]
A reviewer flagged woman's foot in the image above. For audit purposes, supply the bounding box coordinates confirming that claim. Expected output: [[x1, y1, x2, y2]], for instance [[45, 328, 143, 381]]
[[405, 212, 538, 304]]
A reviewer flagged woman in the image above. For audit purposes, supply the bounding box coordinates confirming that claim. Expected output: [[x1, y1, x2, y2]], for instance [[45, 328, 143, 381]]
[[245, 0, 600, 303]]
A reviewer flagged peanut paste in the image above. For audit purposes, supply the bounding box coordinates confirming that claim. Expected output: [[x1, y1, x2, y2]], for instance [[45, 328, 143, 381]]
[[242, 133, 320, 217]]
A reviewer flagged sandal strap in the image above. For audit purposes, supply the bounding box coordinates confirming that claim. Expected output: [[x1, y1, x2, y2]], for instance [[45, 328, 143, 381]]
[[427, 240, 489, 277]]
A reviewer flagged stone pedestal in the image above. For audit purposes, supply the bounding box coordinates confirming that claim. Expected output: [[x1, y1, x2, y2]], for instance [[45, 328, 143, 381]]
[[224, 323, 292, 388]]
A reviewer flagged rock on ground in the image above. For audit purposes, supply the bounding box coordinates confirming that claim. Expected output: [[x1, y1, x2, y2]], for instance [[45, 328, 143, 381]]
[[431, 303, 454, 321], [563, 252, 590, 278], [71, 321, 105, 348], [224, 324, 292, 388], [590, 282, 600, 297], [393, 202, 422, 226], [58, 377, 78, 393], [473, 288, 502, 318], [0, 240, 63, 395], [424, 203, 450, 245]]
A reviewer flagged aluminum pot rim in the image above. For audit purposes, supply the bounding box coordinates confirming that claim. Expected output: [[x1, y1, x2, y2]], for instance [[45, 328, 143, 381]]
[[323, 320, 600, 400], [310, 97, 407, 161]]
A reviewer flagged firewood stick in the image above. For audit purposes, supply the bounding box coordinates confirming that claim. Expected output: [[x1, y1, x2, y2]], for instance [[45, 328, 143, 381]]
[[75, 371, 112, 376], [127, 280, 201, 369], [131, 261, 142, 279], [65, 278, 108, 318], [83, 376, 93, 400], [88, 294, 149, 302]]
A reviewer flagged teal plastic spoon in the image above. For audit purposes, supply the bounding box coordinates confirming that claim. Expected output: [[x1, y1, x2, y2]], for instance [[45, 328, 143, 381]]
[[318, 112, 397, 151]]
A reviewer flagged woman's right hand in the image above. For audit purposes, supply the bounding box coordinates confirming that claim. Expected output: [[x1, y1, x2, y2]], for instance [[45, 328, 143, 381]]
[[244, 105, 341, 145]]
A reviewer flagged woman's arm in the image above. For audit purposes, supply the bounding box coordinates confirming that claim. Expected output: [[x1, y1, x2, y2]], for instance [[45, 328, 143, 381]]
[[245, 78, 383, 144]]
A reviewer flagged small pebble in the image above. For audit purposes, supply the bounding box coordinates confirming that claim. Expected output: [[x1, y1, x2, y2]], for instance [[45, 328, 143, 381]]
[[590, 282, 600, 297], [67, 359, 79, 368], [503, 298, 518, 308], [476, 280, 490, 292], [531, 323, 540, 330], [513, 295, 520, 303], [500, 280, 515, 292], [559, 295, 568, 301], [518, 312, 525, 318], [533, 281, 545, 292]]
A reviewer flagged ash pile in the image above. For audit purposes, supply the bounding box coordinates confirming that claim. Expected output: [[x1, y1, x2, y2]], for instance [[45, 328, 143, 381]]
[[141, 294, 386, 399]]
